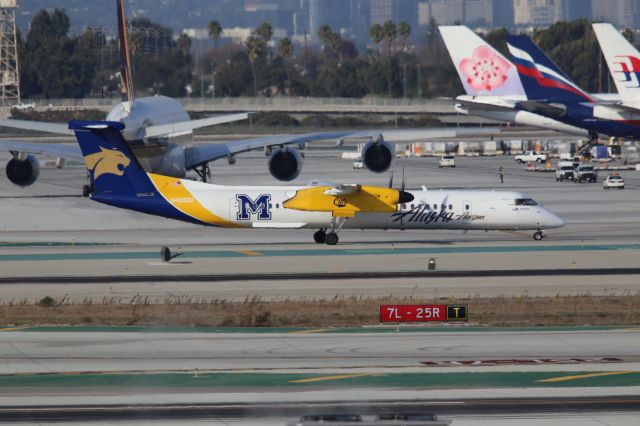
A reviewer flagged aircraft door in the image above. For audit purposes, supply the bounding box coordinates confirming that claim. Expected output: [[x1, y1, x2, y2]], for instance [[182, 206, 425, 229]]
[[229, 197, 239, 222]]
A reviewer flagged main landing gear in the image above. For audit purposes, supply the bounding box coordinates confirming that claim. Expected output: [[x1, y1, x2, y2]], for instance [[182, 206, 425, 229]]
[[314, 218, 346, 245], [533, 231, 545, 241], [313, 229, 339, 245]]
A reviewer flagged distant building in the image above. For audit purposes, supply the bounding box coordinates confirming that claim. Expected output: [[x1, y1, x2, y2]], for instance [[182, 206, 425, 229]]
[[492, 0, 514, 28], [418, 0, 492, 28], [592, 0, 639, 29], [514, 0, 563, 27]]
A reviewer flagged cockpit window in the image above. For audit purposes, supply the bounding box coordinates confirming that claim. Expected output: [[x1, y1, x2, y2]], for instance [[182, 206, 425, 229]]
[[515, 198, 538, 206]]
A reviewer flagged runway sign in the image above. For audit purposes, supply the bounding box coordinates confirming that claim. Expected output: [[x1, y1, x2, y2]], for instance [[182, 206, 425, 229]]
[[380, 305, 468, 322]]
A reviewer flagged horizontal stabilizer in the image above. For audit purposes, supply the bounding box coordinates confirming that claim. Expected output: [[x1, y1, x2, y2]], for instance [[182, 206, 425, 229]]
[[142, 113, 251, 139], [0, 119, 74, 135]]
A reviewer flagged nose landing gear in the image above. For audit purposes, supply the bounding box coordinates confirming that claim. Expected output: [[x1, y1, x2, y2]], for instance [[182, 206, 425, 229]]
[[533, 231, 545, 241]]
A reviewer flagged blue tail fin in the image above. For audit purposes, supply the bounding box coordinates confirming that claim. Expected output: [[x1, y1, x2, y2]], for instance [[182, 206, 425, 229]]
[[69, 121, 155, 196], [506, 35, 593, 103]]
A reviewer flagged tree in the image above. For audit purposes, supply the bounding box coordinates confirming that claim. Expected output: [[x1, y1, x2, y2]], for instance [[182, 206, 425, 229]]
[[278, 37, 294, 95], [256, 22, 273, 63], [207, 20, 223, 49], [382, 20, 397, 56], [369, 23, 384, 54], [245, 34, 264, 95], [398, 21, 411, 52]]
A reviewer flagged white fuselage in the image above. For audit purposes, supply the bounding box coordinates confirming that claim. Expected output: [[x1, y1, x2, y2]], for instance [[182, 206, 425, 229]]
[[165, 179, 565, 232]]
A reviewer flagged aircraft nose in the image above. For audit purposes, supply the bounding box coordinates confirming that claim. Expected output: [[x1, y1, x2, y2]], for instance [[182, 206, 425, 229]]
[[542, 209, 564, 228]]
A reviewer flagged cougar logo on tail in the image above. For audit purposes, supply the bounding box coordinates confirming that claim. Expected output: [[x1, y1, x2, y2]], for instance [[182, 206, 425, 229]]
[[84, 147, 131, 179]]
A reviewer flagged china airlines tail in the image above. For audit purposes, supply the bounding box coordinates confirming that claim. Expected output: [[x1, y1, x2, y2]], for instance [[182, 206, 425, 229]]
[[593, 23, 640, 107], [439, 26, 526, 97]]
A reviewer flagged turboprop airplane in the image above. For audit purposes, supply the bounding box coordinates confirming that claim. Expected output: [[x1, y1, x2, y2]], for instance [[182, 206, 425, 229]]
[[506, 34, 640, 140], [68, 120, 564, 244], [0, 1, 500, 193], [439, 25, 589, 137]]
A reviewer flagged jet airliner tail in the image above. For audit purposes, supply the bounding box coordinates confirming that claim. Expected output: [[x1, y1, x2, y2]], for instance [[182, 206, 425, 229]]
[[117, 0, 135, 107], [593, 23, 640, 106], [506, 35, 592, 103], [439, 25, 526, 97]]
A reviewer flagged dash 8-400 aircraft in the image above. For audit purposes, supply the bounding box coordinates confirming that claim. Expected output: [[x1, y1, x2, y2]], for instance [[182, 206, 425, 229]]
[[69, 121, 564, 244]]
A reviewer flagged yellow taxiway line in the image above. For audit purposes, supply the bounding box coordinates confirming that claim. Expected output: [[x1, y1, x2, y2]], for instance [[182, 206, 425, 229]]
[[537, 371, 638, 383], [290, 373, 378, 384]]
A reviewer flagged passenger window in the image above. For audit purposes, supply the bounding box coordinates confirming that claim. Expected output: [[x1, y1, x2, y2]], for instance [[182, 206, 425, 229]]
[[433, 204, 437, 210], [465, 204, 470, 211], [441, 204, 446, 210], [448, 204, 453, 210], [276, 203, 280, 209]]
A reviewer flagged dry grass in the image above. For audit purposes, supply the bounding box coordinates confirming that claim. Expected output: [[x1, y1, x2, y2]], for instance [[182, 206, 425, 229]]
[[1, 293, 639, 328]]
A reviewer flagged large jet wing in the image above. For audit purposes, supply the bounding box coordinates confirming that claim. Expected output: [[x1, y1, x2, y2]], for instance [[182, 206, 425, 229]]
[[0, 113, 251, 139], [0, 141, 82, 160], [142, 113, 251, 139], [0, 119, 74, 135], [184, 127, 500, 169]]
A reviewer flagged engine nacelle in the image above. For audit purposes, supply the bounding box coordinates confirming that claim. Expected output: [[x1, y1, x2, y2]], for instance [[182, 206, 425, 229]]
[[6, 155, 40, 187], [362, 139, 394, 173], [268, 147, 303, 181]]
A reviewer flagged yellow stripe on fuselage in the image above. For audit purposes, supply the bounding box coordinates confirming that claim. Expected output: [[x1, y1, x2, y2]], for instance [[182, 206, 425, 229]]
[[148, 173, 241, 228]]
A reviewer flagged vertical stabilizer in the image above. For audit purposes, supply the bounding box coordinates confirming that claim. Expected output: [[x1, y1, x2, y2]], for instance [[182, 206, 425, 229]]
[[593, 23, 640, 105], [439, 25, 525, 97], [117, 0, 134, 108], [506, 35, 592, 102]]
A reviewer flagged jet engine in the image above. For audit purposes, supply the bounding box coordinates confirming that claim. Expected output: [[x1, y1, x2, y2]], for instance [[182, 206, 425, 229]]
[[362, 139, 394, 173], [268, 147, 304, 181], [6, 154, 40, 187]]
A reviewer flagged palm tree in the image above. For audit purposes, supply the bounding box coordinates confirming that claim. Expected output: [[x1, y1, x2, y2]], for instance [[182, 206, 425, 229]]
[[278, 37, 294, 95], [369, 23, 384, 54], [207, 20, 223, 50], [245, 34, 263, 95], [398, 21, 411, 52], [382, 20, 397, 56], [256, 22, 273, 62]]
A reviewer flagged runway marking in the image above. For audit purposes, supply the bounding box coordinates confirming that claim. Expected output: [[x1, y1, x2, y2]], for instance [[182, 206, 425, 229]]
[[0, 327, 26, 332], [288, 329, 330, 334], [289, 373, 378, 383], [537, 371, 638, 383], [238, 250, 263, 256]]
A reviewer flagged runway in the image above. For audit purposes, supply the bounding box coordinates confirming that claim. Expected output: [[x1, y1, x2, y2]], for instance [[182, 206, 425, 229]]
[[1, 153, 640, 423]]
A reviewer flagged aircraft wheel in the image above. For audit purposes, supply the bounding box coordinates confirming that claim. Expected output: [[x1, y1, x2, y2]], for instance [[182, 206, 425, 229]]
[[325, 232, 339, 246], [160, 246, 172, 262], [533, 231, 544, 241], [313, 230, 326, 244], [82, 184, 92, 197]]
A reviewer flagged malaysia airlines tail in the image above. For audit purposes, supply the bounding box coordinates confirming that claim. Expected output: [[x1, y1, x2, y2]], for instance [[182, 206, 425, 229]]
[[439, 25, 526, 97], [116, 0, 134, 108], [506, 35, 593, 103], [593, 23, 640, 107]]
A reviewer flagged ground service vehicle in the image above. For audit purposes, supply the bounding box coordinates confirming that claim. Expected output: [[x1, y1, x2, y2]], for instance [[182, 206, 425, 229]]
[[515, 151, 547, 164], [555, 161, 576, 181], [575, 165, 598, 183]]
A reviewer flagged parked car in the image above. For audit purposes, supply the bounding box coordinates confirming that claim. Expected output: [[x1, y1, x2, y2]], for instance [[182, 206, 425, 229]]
[[603, 174, 624, 189], [438, 155, 456, 168], [575, 165, 598, 183]]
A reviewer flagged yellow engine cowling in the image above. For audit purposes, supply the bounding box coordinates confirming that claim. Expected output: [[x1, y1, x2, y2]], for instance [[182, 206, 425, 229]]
[[283, 185, 407, 218]]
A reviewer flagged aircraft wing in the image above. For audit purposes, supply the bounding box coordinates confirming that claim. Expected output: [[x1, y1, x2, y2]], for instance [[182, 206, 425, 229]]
[[0, 119, 74, 135], [455, 98, 518, 112], [0, 141, 83, 160], [184, 127, 500, 169], [142, 113, 252, 139]]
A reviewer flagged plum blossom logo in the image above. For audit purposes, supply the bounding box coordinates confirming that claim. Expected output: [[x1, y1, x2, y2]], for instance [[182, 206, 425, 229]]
[[459, 45, 511, 92]]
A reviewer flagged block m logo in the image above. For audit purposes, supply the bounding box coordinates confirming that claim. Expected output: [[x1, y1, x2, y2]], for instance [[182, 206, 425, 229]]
[[236, 194, 272, 221]]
